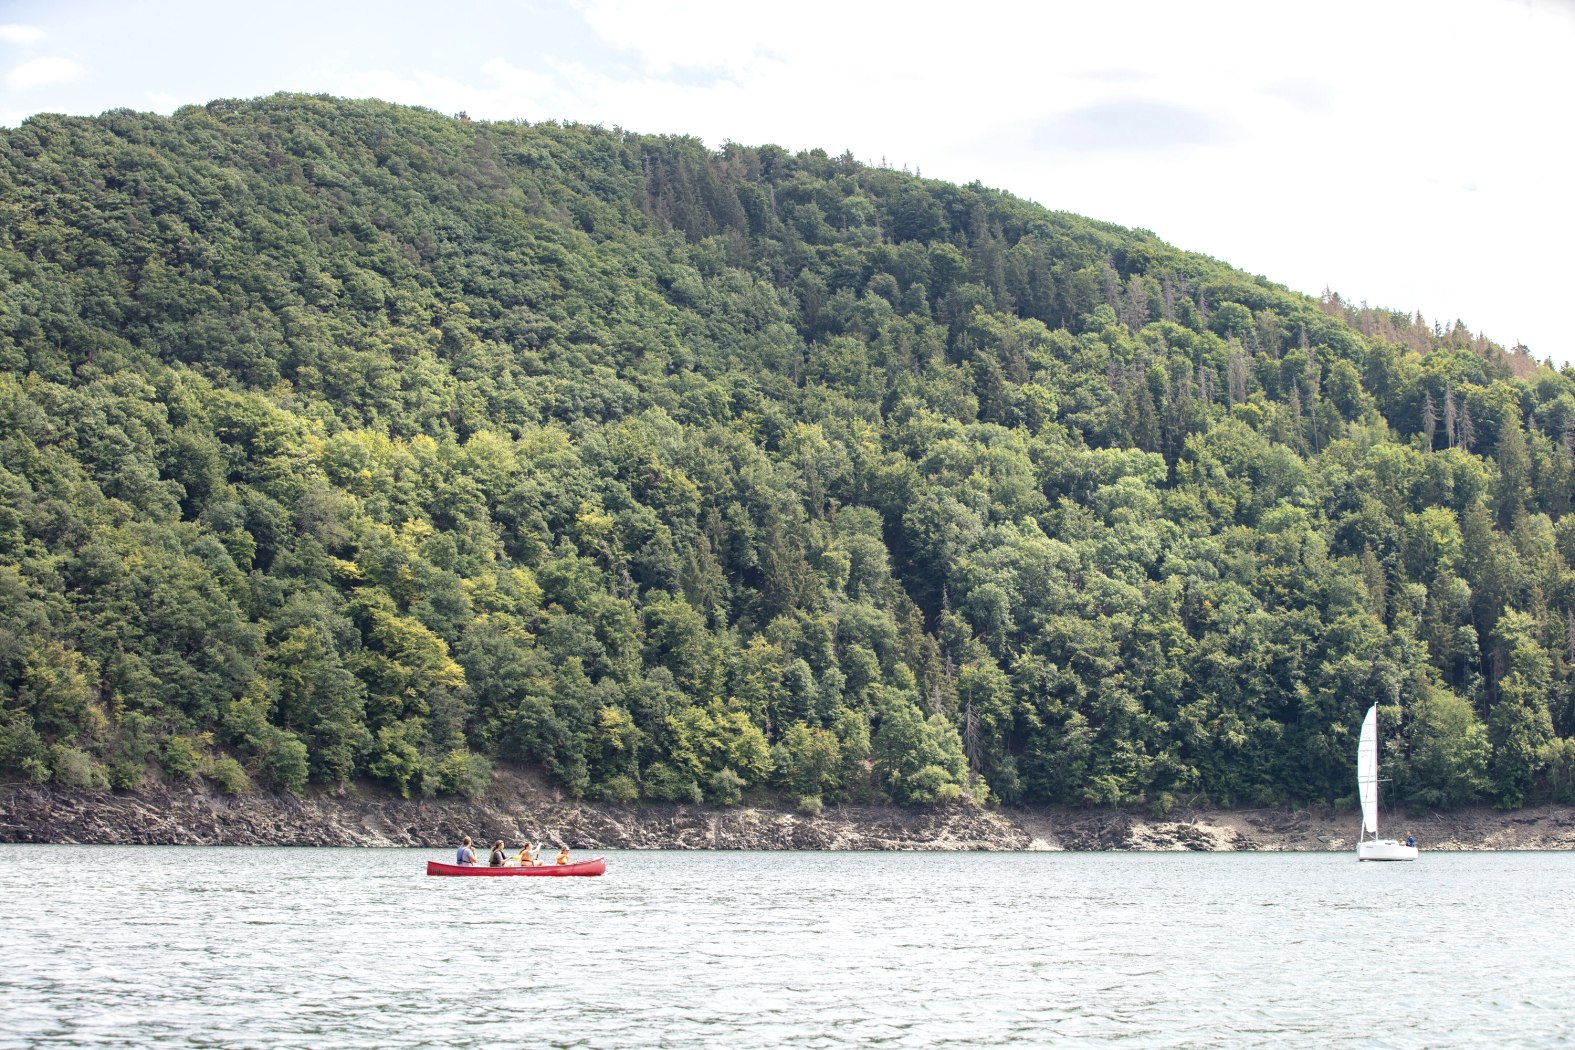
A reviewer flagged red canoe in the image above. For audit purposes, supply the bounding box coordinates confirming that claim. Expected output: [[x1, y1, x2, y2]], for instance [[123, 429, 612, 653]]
[[426, 858, 606, 877]]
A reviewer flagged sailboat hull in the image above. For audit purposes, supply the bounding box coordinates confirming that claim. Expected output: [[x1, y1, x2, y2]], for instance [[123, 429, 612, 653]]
[[1357, 840, 1418, 862]]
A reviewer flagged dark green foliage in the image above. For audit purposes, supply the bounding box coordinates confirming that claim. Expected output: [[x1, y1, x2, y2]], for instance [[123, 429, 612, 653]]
[[2, 94, 1574, 812], [431, 747, 493, 799], [872, 696, 971, 805], [0, 711, 49, 781]]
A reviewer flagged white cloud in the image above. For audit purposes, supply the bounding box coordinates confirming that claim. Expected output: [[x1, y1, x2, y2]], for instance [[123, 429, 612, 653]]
[[569, 0, 784, 77], [6, 56, 84, 90], [0, 24, 47, 46], [337, 60, 563, 122]]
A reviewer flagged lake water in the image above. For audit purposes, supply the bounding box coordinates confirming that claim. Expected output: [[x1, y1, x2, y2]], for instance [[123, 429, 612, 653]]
[[0, 846, 1570, 1048]]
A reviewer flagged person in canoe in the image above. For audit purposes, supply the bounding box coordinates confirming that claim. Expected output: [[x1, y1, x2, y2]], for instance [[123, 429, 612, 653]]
[[456, 836, 477, 865], [512, 842, 538, 867], [555, 846, 572, 865], [489, 840, 507, 866]]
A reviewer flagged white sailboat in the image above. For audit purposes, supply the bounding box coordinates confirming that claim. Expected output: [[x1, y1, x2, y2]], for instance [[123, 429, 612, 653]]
[[1356, 704, 1417, 861]]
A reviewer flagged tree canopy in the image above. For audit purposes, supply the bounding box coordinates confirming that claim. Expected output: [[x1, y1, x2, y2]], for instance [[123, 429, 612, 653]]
[[2, 94, 1573, 813]]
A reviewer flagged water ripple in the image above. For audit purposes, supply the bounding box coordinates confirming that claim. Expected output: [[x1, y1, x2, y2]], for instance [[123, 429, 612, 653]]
[[1, 847, 1573, 1048]]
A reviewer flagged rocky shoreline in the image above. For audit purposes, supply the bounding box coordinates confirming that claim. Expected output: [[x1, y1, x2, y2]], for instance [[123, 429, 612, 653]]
[[6, 777, 1575, 851]]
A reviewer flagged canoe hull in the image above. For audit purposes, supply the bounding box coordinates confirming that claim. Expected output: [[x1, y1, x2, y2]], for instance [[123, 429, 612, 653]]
[[426, 858, 606, 877]]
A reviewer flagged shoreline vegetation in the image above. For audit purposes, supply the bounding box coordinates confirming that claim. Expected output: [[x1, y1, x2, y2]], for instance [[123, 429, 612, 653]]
[[5, 778, 1573, 851], [7, 95, 1575, 825]]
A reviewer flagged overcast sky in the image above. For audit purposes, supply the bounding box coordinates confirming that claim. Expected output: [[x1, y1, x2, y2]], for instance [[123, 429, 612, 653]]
[[4, 0, 1572, 363]]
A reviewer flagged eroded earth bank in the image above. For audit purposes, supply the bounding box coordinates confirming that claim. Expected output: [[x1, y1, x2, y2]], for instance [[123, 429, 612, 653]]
[[5, 776, 1575, 851]]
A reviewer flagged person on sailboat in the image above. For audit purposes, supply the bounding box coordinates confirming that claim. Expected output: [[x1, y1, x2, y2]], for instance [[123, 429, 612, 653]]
[[1405, 833, 1415, 847]]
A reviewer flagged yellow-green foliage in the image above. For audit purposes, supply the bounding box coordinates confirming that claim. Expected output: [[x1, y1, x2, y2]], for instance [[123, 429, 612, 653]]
[[0, 95, 1570, 813]]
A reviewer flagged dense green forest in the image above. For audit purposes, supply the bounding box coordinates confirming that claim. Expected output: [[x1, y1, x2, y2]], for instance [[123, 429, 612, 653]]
[[3, 94, 1573, 813]]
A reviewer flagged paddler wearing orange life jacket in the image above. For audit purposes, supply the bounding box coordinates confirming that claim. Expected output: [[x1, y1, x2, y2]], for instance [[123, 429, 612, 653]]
[[555, 846, 571, 865]]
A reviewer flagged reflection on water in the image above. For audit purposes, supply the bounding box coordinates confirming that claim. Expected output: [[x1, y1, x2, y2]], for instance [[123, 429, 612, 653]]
[[1, 847, 1571, 1048]]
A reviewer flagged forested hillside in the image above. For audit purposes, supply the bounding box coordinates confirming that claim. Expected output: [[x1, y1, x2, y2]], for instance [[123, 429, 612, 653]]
[[3, 94, 1573, 813]]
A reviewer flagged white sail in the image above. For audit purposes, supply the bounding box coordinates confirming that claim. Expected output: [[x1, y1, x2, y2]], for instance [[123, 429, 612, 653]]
[[1357, 704, 1379, 837]]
